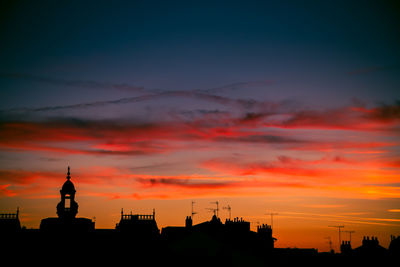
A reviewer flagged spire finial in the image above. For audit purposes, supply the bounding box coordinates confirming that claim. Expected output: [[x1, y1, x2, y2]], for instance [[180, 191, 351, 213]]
[[67, 166, 71, 180]]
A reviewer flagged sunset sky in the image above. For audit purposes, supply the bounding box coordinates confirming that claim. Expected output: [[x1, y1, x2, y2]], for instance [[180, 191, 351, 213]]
[[0, 0, 399, 252]]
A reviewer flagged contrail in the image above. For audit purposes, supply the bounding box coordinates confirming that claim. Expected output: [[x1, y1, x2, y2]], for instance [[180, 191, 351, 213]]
[[0, 90, 262, 113], [0, 73, 276, 113]]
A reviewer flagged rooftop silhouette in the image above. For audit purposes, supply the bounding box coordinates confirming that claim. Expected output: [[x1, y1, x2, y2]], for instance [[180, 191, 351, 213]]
[[1, 167, 398, 266]]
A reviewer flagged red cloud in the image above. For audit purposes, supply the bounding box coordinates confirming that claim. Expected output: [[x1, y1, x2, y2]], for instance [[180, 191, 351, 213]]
[[0, 119, 182, 155], [357, 101, 400, 123], [0, 184, 16, 197], [264, 104, 400, 130], [0, 101, 398, 158], [0, 117, 306, 156]]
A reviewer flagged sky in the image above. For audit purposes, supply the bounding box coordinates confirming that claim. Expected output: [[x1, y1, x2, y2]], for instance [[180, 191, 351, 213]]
[[0, 0, 399, 252]]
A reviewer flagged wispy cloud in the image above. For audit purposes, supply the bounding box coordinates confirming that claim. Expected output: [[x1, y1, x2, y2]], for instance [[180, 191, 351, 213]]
[[300, 204, 346, 209], [201, 155, 369, 177], [262, 102, 400, 130], [0, 115, 312, 156], [0, 167, 307, 200], [0, 184, 16, 197], [360, 100, 400, 123], [202, 157, 333, 177], [0, 73, 277, 114], [0, 72, 273, 95], [200, 156, 400, 197], [1, 163, 398, 200], [1, 73, 399, 135], [1, 100, 398, 157], [0, 91, 261, 113], [135, 177, 236, 189], [199, 80, 273, 93], [367, 183, 400, 187], [0, 72, 145, 92]]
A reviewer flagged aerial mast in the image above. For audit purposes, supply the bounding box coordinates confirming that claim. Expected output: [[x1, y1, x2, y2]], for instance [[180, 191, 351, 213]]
[[210, 201, 219, 218], [265, 212, 279, 230], [344, 230, 355, 243], [223, 205, 231, 220], [191, 201, 197, 222], [329, 225, 345, 251]]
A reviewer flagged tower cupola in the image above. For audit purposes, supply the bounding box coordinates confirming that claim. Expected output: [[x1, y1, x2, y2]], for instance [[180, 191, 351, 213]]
[[57, 166, 79, 220]]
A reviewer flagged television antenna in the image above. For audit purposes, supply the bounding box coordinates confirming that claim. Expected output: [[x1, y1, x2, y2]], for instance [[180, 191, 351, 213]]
[[329, 225, 344, 250], [265, 212, 279, 230], [344, 230, 355, 243], [191, 201, 197, 222], [210, 201, 219, 217], [206, 208, 218, 216], [223, 205, 231, 220]]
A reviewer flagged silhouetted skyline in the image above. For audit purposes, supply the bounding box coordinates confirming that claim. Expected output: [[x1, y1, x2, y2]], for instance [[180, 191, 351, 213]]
[[1, 169, 399, 266], [0, 1, 399, 253]]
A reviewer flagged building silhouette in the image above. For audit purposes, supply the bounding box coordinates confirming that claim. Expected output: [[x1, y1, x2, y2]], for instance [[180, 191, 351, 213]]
[[161, 214, 276, 265], [257, 223, 275, 249], [340, 240, 352, 255], [57, 166, 78, 219], [389, 235, 400, 257], [116, 208, 160, 241], [39, 167, 94, 233], [0, 207, 21, 233], [353, 236, 387, 257]]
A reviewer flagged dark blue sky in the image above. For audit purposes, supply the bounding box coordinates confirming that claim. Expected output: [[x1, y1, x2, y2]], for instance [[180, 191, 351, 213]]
[[1, 0, 399, 109]]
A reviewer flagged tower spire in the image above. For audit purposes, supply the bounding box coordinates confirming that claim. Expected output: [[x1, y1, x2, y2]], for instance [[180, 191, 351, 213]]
[[67, 166, 71, 180]]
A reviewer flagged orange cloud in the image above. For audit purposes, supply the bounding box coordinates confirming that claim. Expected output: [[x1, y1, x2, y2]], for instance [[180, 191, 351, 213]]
[[200, 155, 400, 199]]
